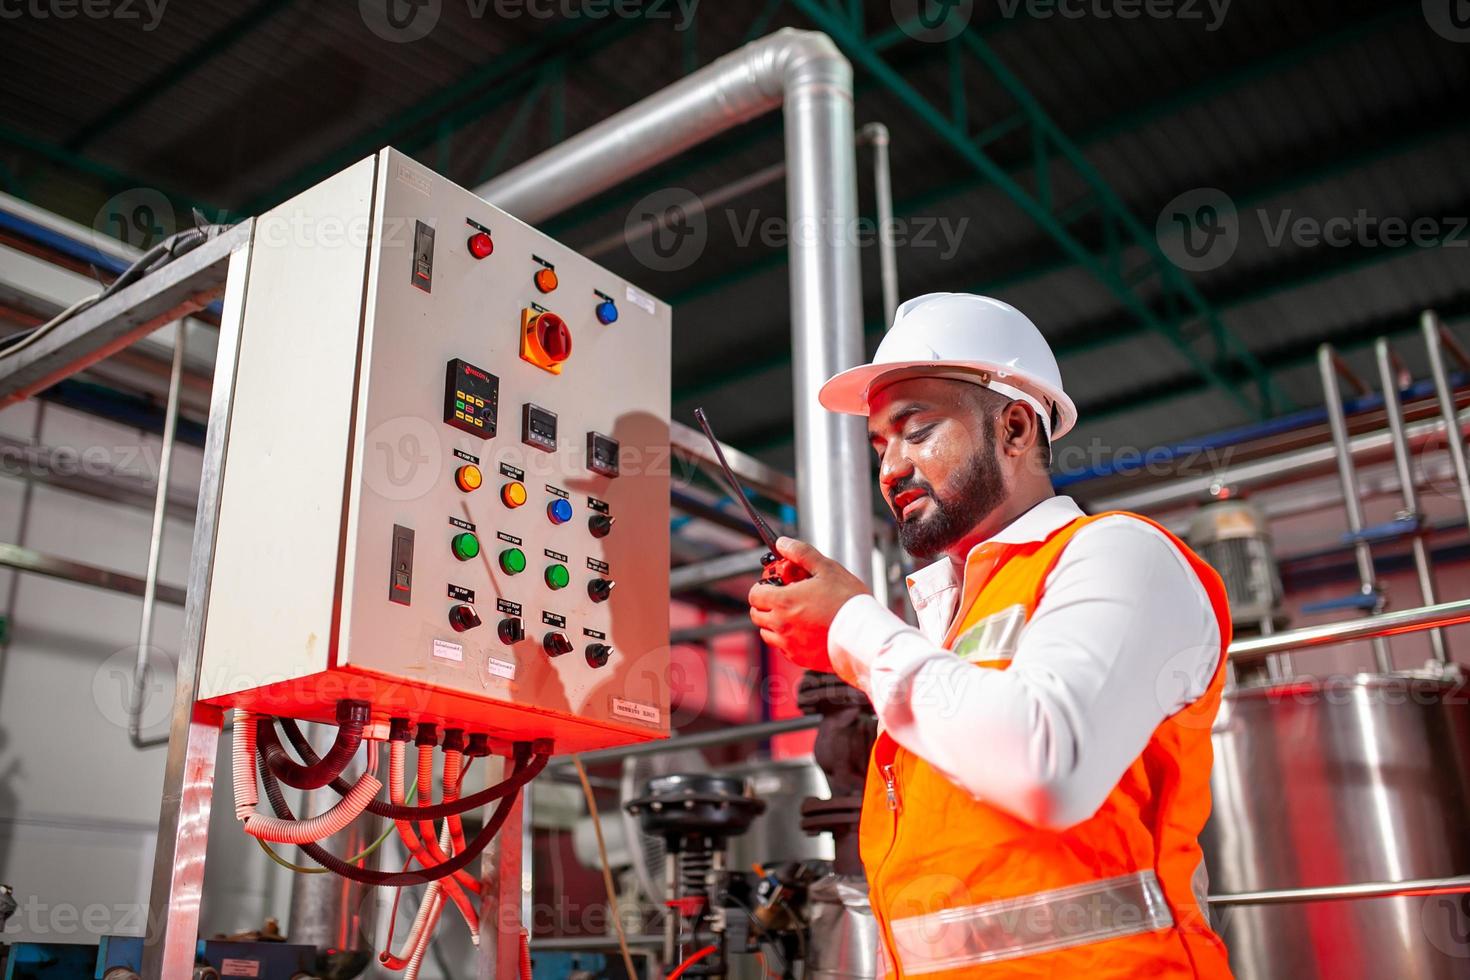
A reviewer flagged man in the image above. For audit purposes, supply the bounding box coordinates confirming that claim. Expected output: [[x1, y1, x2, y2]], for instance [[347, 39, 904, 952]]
[[748, 293, 1234, 978]]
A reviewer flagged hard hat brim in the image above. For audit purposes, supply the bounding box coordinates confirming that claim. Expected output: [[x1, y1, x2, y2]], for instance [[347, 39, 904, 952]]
[[818, 360, 1078, 440]]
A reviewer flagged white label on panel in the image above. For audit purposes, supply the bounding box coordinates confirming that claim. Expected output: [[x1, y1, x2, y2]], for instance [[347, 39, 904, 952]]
[[486, 657, 516, 680], [432, 638, 464, 663], [611, 697, 661, 725], [396, 161, 431, 195], [221, 961, 261, 978], [625, 285, 656, 315]]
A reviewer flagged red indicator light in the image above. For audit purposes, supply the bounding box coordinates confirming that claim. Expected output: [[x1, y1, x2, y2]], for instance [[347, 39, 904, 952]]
[[467, 232, 494, 259]]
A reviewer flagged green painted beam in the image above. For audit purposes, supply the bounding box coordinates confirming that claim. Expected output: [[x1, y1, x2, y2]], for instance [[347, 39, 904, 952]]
[[0, 122, 223, 219], [671, 7, 1402, 401], [66, 0, 298, 152], [673, 96, 1464, 408], [241, 13, 647, 215]]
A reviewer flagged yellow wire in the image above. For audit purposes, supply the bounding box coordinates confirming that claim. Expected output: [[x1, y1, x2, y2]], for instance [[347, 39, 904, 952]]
[[573, 756, 639, 979]]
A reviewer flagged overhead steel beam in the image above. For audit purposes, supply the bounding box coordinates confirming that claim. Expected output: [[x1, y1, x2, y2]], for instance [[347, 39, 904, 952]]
[[671, 6, 1414, 408], [0, 220, 251, 407], [66, 0, 298, 152], [243, 14, 652, 214]]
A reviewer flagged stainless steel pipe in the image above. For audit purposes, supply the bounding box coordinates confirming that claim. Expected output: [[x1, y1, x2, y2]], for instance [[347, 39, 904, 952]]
[[478, 29, 872, 583]]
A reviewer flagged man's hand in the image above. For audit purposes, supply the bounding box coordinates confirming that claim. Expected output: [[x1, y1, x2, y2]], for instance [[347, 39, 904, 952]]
[[748, 536, 870, 671]]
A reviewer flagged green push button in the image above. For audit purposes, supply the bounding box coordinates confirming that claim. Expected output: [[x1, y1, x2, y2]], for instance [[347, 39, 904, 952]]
[[451, 532, 480, 561], [499, 547, 527, 575], [545, 563, 570, 590]]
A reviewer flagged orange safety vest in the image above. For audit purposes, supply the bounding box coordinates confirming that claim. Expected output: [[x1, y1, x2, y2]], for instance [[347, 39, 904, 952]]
[[859, 511, 1234, 978]]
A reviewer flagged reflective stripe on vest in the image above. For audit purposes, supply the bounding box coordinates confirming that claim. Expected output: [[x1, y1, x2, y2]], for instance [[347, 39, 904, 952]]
[[889, 870, 1175, 975]]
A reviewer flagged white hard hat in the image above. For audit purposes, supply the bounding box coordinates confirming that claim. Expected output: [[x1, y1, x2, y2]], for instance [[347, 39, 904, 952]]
[[818, 292, 1077, 440]]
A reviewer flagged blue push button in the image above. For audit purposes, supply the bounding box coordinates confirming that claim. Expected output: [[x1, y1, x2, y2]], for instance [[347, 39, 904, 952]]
[[595, 300, 619, 325], [547, 498, 574, 525]]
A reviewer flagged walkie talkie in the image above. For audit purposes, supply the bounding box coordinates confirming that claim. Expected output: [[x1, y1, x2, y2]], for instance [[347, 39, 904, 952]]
[[692, 408, 810, 587]]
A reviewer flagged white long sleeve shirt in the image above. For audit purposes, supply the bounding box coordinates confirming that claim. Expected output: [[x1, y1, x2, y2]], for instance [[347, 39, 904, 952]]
[[828, 495, 1221, 830]]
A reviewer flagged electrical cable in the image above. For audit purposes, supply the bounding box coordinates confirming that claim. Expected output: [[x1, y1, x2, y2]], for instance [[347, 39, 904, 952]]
[[572, 755, 639, 980], [277, 717, 524, 819], [667, 944, 718, 979], [259, 706, 369, 790], [0, 225, 229, 360], [256, 739, 545, 886], [243, 741, 381, 844], [253, 779, 418, 874]]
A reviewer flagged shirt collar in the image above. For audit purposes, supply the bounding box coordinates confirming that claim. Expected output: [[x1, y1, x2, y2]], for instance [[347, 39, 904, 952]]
[[904, 495, 1085, 605]]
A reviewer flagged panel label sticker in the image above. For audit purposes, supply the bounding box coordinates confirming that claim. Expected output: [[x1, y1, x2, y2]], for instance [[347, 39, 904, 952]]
[[453, 448, 480, 464], [587, 496, 610, 513], [500, 462, 525, 481], [497, 531, 523, 546], [448, 584, 475, 602], [612, 697, 661, 725], [432, 638, 464, 663], [545, 484, 569, 499], [626, 284, 656, 315], [542, 611, 566, 628], [221, 960, 261, 977], [396, 162, 431, 195], [486, 657, 516, 680], [583, 627, 607, 640], [587, 557, 609, 574], [449, 516, 475, 531], [545, 548, 568, 562], [496, 598, 522, 617]]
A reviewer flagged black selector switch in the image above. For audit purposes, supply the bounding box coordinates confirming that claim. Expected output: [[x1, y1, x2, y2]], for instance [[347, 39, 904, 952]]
[[498, 617, 525, 645], [588, 578, 614, 603], [449, 604, 481, 632], [543, 632, 573, 657], [588, 514, 614, 538], [586, 643, 613, 669]]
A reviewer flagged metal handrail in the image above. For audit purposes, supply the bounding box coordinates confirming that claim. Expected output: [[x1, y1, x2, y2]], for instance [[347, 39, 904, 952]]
[[1229, 596, 1470, 664], [1209, 875, 1470, 906]]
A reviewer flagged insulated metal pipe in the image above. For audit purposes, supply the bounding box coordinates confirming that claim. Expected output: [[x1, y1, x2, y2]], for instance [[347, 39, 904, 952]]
[[861, 122, 899, 327], [478, 29, 873, 582]]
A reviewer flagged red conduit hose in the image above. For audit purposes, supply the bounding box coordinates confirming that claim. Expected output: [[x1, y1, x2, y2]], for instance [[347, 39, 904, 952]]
[[380, 822, 452, 971], [387, 741, 481, 935], [243, 741, 381, 844], [667, 945, 719, 980], [519, 928, 533, 980]]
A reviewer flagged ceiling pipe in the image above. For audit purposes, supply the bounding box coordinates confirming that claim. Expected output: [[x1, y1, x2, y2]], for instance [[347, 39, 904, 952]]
[[476, 28, 873, 583]]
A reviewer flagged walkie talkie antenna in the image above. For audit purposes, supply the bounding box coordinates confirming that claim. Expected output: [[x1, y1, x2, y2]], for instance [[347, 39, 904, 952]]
[[692, 408, 780, 554]]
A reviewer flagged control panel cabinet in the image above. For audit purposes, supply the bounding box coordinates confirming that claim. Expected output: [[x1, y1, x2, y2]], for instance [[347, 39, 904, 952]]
[[197, 149, 671, 752]]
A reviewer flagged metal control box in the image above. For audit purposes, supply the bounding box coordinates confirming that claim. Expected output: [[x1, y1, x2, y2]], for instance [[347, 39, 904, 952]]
[[197, 148, 671, 752]]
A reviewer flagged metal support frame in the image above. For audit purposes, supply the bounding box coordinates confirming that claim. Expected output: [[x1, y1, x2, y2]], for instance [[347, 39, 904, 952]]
[[1423, 310, 1470, 526], [1373, 337, 1448, 662], [1316, 344, 1392, 673], [128, 322, 186, 749], [141, 238, 254, 979]]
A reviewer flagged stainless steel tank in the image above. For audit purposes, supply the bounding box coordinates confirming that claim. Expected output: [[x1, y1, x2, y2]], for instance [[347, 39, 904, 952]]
[[1204, 670, 1470, 979]]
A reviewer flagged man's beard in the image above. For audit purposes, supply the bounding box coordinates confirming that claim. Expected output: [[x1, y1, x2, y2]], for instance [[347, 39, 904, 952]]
[[894, 431, 1006, 561]]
